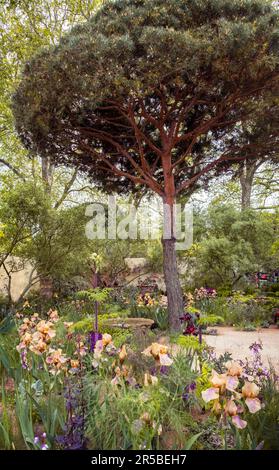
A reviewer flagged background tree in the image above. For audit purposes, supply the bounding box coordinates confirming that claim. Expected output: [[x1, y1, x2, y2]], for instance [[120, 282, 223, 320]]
[[184, 205, 279, 291], [215, 100, 279, 209], [13, 0, 279, 329], [0, 0, 104, 298], [0, 0, 103, 178], [0, 180, 95, 302]]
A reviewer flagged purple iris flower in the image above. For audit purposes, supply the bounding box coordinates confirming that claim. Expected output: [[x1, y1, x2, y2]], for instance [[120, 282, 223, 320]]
[[179, 312, 192, 322], [182, 382, 196, 400], [20, 350, 28, 370], [150, 365, 170, 376]]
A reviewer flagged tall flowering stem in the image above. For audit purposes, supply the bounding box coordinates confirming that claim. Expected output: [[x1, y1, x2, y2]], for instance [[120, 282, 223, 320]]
[[57, 335, 87, 449], [201, 361, 263, 449]]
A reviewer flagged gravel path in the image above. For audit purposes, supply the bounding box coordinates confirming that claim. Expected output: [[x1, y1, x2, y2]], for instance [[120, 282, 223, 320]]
[[204, 326, 279, 372]]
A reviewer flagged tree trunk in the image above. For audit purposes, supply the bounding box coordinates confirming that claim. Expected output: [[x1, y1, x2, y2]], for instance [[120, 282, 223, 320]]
[[162, 237, 184, 330], [40, 157, 54, 298], [239, 160, 259, 211], [2, 262, 12, 305], [240, 173, 253, 210], [161, 153, 184, 331], [39, 276, 53, 300], [41, 156, 53, 194]]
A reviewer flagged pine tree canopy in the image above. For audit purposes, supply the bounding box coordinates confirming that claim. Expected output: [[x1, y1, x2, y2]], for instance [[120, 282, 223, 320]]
[[12, 0, 279, 197]]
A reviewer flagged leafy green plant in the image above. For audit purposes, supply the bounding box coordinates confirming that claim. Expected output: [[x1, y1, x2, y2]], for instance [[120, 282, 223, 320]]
[[0, 380, 13, 449], [76, 288, 112, 304], [84, 356, 203, 450], [152, 307, 169, 331], [235, 322, 258, 331], [198, 315, 224, 328], [175, 335, 207, 354], [71, 313, 118, 333]]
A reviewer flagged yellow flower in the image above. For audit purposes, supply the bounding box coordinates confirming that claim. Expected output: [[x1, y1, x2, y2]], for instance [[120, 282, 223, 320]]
[[47, 309, 59, 323], [144, 372, 158, 387], [121, 365, 130, 377], [29, 339, 47, 355], [70, 359, 79, 369], [36, 320, 56, 341], [142, 343, 173, 366], [225, 361, 243, 377], [46, 348, 68, 370], [224, 399, 238, 416], [142, 343, 167, 359], [212, 400, 222, 415], [209, 370, 227, 390], [242, 381, 259, 398], [119, 345, 127, 364], [21, 332, 32, 346], [102, 333, 112, 346], [75, 341, 87, 357]]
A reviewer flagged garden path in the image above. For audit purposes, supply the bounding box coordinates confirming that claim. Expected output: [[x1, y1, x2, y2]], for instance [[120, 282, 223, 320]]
[[204, 326, 279, 372]]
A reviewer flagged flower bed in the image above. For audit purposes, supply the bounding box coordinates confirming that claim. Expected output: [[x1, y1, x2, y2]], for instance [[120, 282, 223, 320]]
[[0, 300, 278, 451]]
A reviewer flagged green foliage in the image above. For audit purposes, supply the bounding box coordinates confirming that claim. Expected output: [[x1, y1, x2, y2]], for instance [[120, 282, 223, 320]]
[[84, 348, 203, 450], [197, 315, 224, 327], [70, 314, 116, 333], [185, 206, 279, 290], [76, 288, 112, 304], [0, 315, 15, 334], [233, 372, 279, 450], [202, 293, 273, 327], [151, 307, 169, 331], [0, 346, 66, 450], [0, 180, 96, 293], [0, 330, 20, 378], [175, 335, 206, 354], [0, 181, 49, 262], [134, 306, 169, 330], [12, 0, 279, 202], [70, 313, 133, 343], [235, 322, 257, 331], [161, 350, 198, 398], [0, 380, 13, 449]]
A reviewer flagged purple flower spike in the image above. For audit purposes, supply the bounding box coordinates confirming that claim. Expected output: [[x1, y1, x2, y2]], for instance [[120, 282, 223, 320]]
[[182, 382, 196, 401], [89, 331, 102, 352], [249, 342, 263, 354], [189, 382, 197, 391]]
